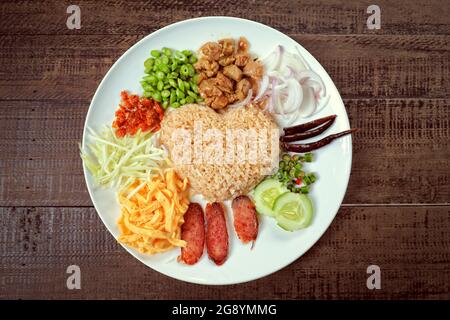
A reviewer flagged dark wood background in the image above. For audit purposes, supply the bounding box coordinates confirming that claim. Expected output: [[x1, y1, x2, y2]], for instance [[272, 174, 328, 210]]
[[0, 0, 449, 299]]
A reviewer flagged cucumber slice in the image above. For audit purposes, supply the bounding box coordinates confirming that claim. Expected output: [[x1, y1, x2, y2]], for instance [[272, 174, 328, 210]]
[[273, 192, 314, 231], [253, 179, 288, 217]]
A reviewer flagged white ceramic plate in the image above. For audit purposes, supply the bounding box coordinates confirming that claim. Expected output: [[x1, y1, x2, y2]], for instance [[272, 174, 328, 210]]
[[82, 16, 352, 285]]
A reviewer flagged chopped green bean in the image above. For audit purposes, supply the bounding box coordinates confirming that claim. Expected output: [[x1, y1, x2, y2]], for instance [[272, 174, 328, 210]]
[[156, 71, 165, 80], [161, 56, 169, 65], [177, 79, 185, 92], [187, 90, 197, 99], [187, 64, 195, 77], [170, 90, 177, 104], [151, 50, 161, 58], [189, 55, 197, 64], [182, 50, 192, 57], [143, 75, 157, 83], [152, 92, 162, 102], [162, 65, 171, 74], [174, 50, 187, 62], [144, 58, 155, 69], [142, 47, 199, 108], [176, 88, 185, 99], [169, 79, 177, 88], [162, 47, 172, 56], [180, 65, 189, 77], [161, 90, 171, 98], [141, 82, 152, 91]]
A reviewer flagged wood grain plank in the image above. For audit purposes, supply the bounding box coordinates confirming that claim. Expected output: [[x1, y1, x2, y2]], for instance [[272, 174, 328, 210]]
[[0, 34, 448, 100], [1, 99, 449, 206], [0, 0, 448, 36], [1, 206, 448, 299]]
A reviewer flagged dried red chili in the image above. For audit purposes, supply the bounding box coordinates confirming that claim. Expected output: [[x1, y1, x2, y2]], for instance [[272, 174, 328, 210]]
[[112, 91, 164, 137]]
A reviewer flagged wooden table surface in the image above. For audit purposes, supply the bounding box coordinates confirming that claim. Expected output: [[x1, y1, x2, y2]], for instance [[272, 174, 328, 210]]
[[1, 0, 449, 300]]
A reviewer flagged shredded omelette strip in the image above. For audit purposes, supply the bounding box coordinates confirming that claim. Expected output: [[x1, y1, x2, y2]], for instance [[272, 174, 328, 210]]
[[117, 169, 190, 255]]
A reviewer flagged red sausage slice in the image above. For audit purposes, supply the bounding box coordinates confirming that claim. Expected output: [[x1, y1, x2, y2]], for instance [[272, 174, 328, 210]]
[[179, 203, 205, 265], [205, 202, 229, 265], [232, 195, 259, 244]]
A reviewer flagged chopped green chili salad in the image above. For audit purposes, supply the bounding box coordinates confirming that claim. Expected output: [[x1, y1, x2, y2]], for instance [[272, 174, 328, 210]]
[[274, 152, 316, 194]]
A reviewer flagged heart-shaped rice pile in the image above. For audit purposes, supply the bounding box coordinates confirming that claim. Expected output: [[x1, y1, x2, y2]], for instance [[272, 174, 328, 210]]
[[159, 104, 279, 201]]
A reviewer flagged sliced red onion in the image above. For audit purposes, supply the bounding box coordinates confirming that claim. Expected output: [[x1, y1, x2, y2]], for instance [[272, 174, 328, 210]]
[[314, 94, 331, 114], [280, 79, 303, 114], [280, 51, 307, 74], [263, 45, 329, 124], [270, 78, 278, 113], [296, 70, 326, 97], [295, 46, 311, 70], [259, 45, 283, 71], [298, 86, 317, 118], [228, 89, 253, 109], [254, 75, 269, 101], [273, 110, 299, 127], [306, 80, 323, 100], [282, 66, 295, 79]]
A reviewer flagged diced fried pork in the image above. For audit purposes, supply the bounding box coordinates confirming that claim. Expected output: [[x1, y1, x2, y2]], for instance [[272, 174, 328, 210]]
[[198, 79, 218, 97], [223, 64, 242, 82], [234, 53, 250, 67], [200, 42, 222, 60], [218, 56, 235, 66], [211, 95, 229, 109], [195, 37, 264, 109], [225, 92, 238, 104], [236, 78, 251, 100], [215, 72, 234, 93], [195, 58, 219, 77], [237, 37, 249, 53], [218, 38, 235, 56], [243, 60, 264, 80]]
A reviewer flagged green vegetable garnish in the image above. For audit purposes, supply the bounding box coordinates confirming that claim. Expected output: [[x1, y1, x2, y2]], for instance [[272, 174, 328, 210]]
[[80, 127, 166, 193], [141, 47, 199, 108]]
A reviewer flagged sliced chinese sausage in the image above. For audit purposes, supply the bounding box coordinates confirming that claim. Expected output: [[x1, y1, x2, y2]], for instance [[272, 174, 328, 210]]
[[179, 203, 205, 265], [232, 195, 259, 244], [205, 202, 229, 265]]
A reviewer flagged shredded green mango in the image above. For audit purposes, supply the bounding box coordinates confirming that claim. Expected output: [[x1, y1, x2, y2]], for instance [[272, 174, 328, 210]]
[[80, 126, 167, 193]]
